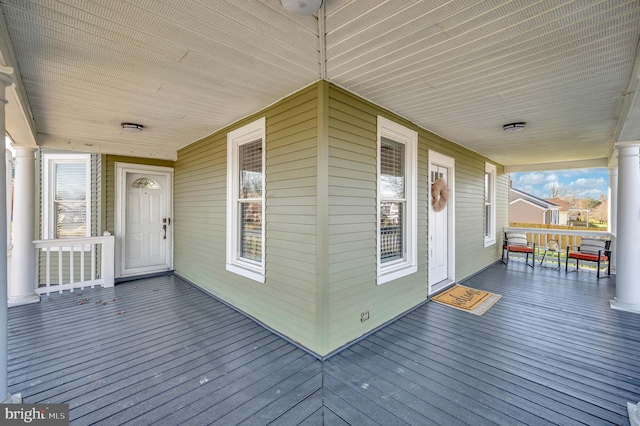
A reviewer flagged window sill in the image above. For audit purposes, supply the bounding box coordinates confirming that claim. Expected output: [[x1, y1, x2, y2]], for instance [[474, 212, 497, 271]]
[[377, 264, 417, 285], [226, 263, 265, 283], [484, 238, 496, 248]]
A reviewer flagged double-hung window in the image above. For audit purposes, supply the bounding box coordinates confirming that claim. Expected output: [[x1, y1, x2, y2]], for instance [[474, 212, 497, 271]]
[[377, 116, 417, 284], [484, 162, 497, 247], [42, 154, 91, 239], [226, 118, 266, 283]]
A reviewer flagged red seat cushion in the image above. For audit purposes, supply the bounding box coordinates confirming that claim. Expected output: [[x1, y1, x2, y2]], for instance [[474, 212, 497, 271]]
[[569, 252, 608, 261], [507, 245, 533, 253]]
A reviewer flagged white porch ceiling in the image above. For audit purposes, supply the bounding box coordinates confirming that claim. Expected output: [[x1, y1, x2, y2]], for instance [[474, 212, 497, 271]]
[[0, 0, 638, 167]]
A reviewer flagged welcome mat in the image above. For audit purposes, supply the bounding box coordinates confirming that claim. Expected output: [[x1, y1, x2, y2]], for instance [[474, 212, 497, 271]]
[[431, 284, 501, 315]]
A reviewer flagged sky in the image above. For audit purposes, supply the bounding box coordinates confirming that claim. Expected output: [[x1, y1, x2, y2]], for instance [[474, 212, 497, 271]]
[[510, 168, 609, 200]]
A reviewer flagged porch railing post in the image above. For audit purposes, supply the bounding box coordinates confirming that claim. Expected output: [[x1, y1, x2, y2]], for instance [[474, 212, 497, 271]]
[[101, 232, 115, 287]]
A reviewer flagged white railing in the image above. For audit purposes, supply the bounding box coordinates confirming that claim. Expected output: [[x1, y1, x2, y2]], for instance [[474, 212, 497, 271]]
[[33, 232, 114, 295], [504, 226, 613, 267]]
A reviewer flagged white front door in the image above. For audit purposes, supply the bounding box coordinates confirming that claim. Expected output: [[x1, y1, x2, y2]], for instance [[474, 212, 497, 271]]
[[430, 165, 448, 283], [428, 151, 455, 294], [116, 163, 173, 278]]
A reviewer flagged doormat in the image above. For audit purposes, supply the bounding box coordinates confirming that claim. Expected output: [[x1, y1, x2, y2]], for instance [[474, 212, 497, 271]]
[[431, 284, 501, 315]]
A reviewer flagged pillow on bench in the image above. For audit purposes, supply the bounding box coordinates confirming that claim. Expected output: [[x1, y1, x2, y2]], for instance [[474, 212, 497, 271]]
[[578, 238, 606, 255], [506, 233, 529, 247]]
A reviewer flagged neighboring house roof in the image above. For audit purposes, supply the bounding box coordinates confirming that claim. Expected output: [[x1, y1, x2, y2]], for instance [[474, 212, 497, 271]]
[[545, 198, 591, 214], [545, 198, 571, 211], [509, 188, 560, 210]]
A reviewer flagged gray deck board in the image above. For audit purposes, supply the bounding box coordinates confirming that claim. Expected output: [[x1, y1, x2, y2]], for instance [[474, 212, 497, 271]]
[[299, 407, 326, 425], [327, 264, 639, 425], [7, 265, 640, 425], [238, 376, 323, 426], [14, 316, 255, 398], [148, 351, 318, 425], [72, 333, 285, 424], [263, 389, 323, 426], [329, 348, 527, 425]]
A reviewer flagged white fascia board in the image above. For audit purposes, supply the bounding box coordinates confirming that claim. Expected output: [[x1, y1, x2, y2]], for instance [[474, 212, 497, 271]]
[[37, 134, 177, 161]]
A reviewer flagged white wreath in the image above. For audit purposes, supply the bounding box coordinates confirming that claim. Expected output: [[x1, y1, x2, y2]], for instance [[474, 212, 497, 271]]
[[431, 178, 449, 212]]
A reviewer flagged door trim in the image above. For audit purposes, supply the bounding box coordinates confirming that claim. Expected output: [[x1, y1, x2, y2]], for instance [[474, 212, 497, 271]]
[[428, 150, 455, 295], [115, 162, 174, 278]]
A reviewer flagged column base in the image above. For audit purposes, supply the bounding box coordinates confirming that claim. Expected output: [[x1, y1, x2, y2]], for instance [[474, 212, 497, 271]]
[[629, 402, 640, 426], [2, 393, 22, 404], [8, 294, 40, 307], [610, 298, 640, 314]]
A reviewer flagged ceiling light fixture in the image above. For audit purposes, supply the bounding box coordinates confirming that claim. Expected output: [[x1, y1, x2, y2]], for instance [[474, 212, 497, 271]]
[[121, 123, 144, 132], [280, 0, 322, 15], [503, 122, 526, 132]]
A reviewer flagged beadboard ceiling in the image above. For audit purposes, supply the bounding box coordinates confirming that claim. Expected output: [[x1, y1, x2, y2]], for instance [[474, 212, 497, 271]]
[[0, 0, 639, 168]]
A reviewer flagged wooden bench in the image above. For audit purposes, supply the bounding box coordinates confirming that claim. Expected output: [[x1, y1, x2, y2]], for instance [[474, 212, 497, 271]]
[[565, 238, 611, 278], [502, 232, 536, 268]]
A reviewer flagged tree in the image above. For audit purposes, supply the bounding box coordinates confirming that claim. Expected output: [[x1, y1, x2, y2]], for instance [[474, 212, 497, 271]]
[[547, 182, 564, 198], [591, 197, 608, 224], [585, 197, 602, 209]]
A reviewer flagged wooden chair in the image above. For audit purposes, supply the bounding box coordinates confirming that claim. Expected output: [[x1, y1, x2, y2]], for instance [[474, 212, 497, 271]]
[[502, 232, 536, 268], [565, 238, 611, 278]]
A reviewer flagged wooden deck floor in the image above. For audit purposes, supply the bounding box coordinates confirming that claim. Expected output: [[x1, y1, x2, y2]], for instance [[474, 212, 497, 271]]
[[8, 262, 640, 425]]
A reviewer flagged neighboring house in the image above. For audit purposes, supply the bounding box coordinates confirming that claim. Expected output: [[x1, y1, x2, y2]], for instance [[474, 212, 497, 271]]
[[29, 82, 510, 357], [545, 198, 591, 226], [509, 188, 560, 225], [545, 197, 571, 225]]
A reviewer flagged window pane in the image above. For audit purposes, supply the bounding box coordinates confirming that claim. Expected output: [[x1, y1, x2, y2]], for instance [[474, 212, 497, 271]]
[[56, 202, 86, 238], [240, 140, 262, 199], [484, 205, 490, 237], [484, 172, 490, 203], [240, 201, 262, 262], [131, 177, 160, 189], [55, 163, 86, 201], [380, 137, 405, 198], [380, 201, 403, 263]]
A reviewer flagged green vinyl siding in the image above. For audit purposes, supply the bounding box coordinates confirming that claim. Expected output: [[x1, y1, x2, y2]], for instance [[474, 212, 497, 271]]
[[324, 85, 509, 352], [326, 86, 428, 350], [174, 84, 319, 350], [172, 81, 508, 356]]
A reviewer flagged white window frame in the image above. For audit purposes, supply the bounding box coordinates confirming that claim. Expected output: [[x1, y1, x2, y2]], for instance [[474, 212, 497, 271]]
[[377, 116, 418, 285], [226, 118, 266, 283], [484, 162, 497, 247], [42, 153, 91, 240]]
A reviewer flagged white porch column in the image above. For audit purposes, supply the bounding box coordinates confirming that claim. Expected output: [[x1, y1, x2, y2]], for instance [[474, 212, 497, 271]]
[[608, 167, 618, 272], [610, 143, 640, 314], [8, 147, 39, 306], [0, 67, 20, 403]]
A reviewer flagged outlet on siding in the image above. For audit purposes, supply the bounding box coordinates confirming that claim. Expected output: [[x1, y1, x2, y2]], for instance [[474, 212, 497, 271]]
[[361, 311, 369, 322]]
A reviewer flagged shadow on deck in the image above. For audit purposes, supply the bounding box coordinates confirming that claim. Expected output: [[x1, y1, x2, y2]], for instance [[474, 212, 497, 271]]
[[8, 262, 640, 425]]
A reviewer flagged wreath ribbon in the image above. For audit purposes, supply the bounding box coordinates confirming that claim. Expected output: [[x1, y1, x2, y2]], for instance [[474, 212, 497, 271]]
[[431, 178, 449, 212]]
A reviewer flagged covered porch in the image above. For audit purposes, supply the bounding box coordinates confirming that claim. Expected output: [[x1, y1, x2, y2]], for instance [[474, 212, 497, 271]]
[[8, 264, 640, 425]]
